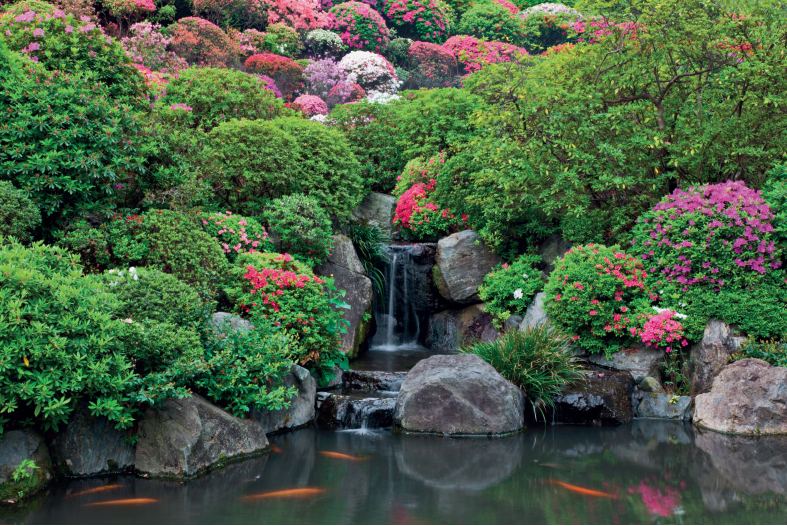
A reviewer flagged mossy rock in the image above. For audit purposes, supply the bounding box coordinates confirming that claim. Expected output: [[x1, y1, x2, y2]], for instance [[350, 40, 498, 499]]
[[0, 428, 54, 501]]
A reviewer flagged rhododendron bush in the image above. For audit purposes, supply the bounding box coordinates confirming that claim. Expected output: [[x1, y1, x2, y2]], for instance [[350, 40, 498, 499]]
[[328, 1, 390, 52], [383, 0, 452, 43], [407, 40, 457, 87], [228, 252, 349, 385], [478, 254, 544, 325], [544, 244, 655, 357], [104, 0, 155, 22], [168, 16, 238, 67], [639, 309, 687, 353], [245, 52, 304, 99], [121, 21, 187, 73], [303, 57, 353, 107], [259, 0, 330, 30], [442, 34, 527, 73], [191, 0, 266, 29], [456, 1, 526, 46], [304, 28, 346, 56], [337, 50, 400, 95], [518, 2, 582, 52], [293, 93, 329, 115]]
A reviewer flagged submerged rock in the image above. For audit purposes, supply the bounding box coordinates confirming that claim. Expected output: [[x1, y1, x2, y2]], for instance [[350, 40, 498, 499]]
[[342, 370, 407, 392], [394, 354, 525, 435], [588, 345, 664, 383], [633, 392, 693, 420], [135, 394, 269, 478], [251, 365, 316, 435], [689, 319, 740, 395], [694, 358, 787, 435], [433, 230, 502, 304], [315, 394, 395, 429], [550, 370, 634, 426], [49, 402, 136, 476], [0, 428, 53, 501]]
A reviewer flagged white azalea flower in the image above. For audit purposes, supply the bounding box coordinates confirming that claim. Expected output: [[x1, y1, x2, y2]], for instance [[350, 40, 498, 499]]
[[513, 289, 524, 299]]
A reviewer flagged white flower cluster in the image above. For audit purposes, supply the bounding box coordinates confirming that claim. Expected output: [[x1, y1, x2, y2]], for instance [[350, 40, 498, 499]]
[[310, 113, 329, 124], [520, 3, 582, 20], [304, 29, 346, 55], [366, 91, 400, 104], [338, 51, 401, 95], [513, 288, 524, 299], [108, 266, 139, 284], [653, 306, 687, 319]]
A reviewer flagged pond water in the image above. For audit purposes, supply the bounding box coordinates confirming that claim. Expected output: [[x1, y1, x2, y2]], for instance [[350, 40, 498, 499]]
[[7, 421, 787, 524]]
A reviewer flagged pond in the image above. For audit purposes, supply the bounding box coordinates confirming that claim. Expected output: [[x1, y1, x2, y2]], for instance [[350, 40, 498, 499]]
[[6, 421, 787, 524]]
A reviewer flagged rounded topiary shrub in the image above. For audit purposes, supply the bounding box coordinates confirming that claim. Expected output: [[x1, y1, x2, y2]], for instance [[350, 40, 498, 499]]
[[197, 210, 274, 262], [337, 51, 400, 95], [227, 251, 349, 386], [168, 17, 238, 68], [304, 28, 347, 56], [244, 53, 305, 100], [263, 194, 333, 266], [544, 244, 655, 357], [0, 181, 41, 244], [160, 67, 290, 130], [293, 94, 329, 116], [407, 41, 457, 88], [328, 1, 390, 53], [456, 1, 527, 46], [383, 0, 453, 43], [478, 254, 544, 325]]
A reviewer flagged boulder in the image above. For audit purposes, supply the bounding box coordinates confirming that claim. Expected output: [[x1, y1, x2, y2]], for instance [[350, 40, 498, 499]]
[[689, 319, 739, 395], [342, 370, 407, 392], [637, 376, 666, 394], [504, 314, 523, 331], [588, 345, 664, 383], [315, 394, 396, 429], [49, 402, 136, 476], [694, 358, 787, 435], [425, 303, 498, 352], [0, 428, 53, 501], [550, 370, 634, 426], [433, 230, 502, 304], [633, 393, 693, 420], [394, 354, 525, 435], [351, 192, 397, 237], [518, 292, 548, 331], [538, 234, 573, 276], [209, 312, 254, 336], [314, 234, 374, 359], [135, 394, 269, 478], [251, 365, 316, 434]]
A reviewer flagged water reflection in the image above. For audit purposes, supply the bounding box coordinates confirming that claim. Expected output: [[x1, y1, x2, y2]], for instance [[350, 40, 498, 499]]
[[7, 422, 787, 524]]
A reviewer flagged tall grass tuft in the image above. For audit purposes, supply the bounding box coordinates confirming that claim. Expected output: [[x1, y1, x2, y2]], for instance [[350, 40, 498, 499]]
[[346, 223, 390, 298], [460, 325, 586, 412]]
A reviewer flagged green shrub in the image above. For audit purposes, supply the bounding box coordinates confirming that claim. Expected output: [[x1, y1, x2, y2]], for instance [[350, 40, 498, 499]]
[[116, 320, 203, 376], [263, 194, 333, 266], [226, 252, 350, 386], [518, 3, 582, 53], [0, 181, 41, 244], [544, 244, 654, 357], [456, 2, 527, 46], [327, 101, 406, 193], [95, 266, 214, 328], [265, 23, 305, 58], [479, 254, 543, 325], [460, 325, 585, 411], [731, 339, 787, 368], [761, 162, 787, 266], [204, 118, 363, 218], [159, 67, 291, 131], [0, 41, 144, 228], [197, 211, 274, 263], [55, 213, 148, 274]]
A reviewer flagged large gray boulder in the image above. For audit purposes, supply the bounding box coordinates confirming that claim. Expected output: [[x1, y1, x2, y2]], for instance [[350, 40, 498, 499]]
[[351, 192, 397, 237], [694, 358, 787, 435], [135, 394, 269, 478], [49, 402, 136, 476], [689, 319, 739, 395], [0, 428, 53, 501], [394, 354, 525, 435], [588, 345, 664, 383], [251, 365, 316, 434], [426, 303, 498, 352], [633, 393, 693, 420], [433, 230, 502, 304], [314, 234, 374, 359], [538, 234, 573, 276], [549, 370, 634, 426], [210, 312, 254, 336], [518, 292, 548, 331]]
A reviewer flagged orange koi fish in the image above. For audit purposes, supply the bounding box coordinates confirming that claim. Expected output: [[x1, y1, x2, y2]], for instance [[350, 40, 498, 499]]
[[83, 498, 158, 507], [67, 485, 124, 498], [319, 451, 368, 461], [241, 488, 325, 500], [270, 444, 282, 453], [548, 480, 617, 499]]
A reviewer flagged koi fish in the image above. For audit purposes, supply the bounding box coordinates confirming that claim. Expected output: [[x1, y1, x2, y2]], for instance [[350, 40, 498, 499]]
[[241, 488, 325, 500], [66, 485, 124, 498], [83, 498, 158, 507], [548, 480, 617, 499], [270, 444, 282, 453], [318, 451, 368, 461]]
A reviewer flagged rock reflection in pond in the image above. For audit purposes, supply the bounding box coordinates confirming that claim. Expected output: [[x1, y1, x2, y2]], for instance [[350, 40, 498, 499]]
[[395, 434, 523, 491]]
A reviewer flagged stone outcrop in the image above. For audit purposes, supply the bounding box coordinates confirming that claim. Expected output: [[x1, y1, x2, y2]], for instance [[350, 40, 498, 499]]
[[550, 370, 634, 426], [694, 358, 787, 435], [351, 192, 397, 237], [0, 428, 53, 501], [394, 354, 524, 435], [432, 230, 502, 304], [689, 320, 740, 395], [315, 393, 396, 429], [518, 292, 548, 332], [537, 234, 572, 276], [251, 365, 316, 434], [633, 393, 693, 420], [49, 402, 136, 476], [209, 312, 254, 336], [135, 394, 269, 478], [342, 370, 407, 392], [314, 234, 374, 359], [588, 345, 664, 383], [426, 303, 498, 352]]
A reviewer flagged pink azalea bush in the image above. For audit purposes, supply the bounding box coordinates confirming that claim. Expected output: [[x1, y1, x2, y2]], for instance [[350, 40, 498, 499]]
[[168, 17, 238, 67], [293, 94, 329, 115], [197, 211, 273, 262], [260, 0, 331, 30], [383, 0, 453, 43], [235, 28, 268, 58], [492, 0, 519, 14], [121, 22, 188, 74], [639, 309, 687, 353], [104, 0, 155, 20], [407, 40, 457, 87], [544, 244, 656, 357], [631, 180, 783, 293], [337, 50, 400, 95], [328, 1, 390, 53], [442, 34, 527, 73]]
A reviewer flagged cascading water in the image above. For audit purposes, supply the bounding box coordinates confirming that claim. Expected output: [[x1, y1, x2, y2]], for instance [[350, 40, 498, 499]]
[[373, 245, 426, 350]]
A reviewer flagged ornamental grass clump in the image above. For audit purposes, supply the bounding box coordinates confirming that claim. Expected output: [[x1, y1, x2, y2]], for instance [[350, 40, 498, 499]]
[[460, 325, 585, 412], [544, 244, 654, 357], [328, 1, 390, 53], [479, 254, 543, 325]]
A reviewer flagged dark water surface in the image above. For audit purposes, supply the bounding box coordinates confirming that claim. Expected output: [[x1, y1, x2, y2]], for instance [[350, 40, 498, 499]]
[[6, 422, 787, 524]]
